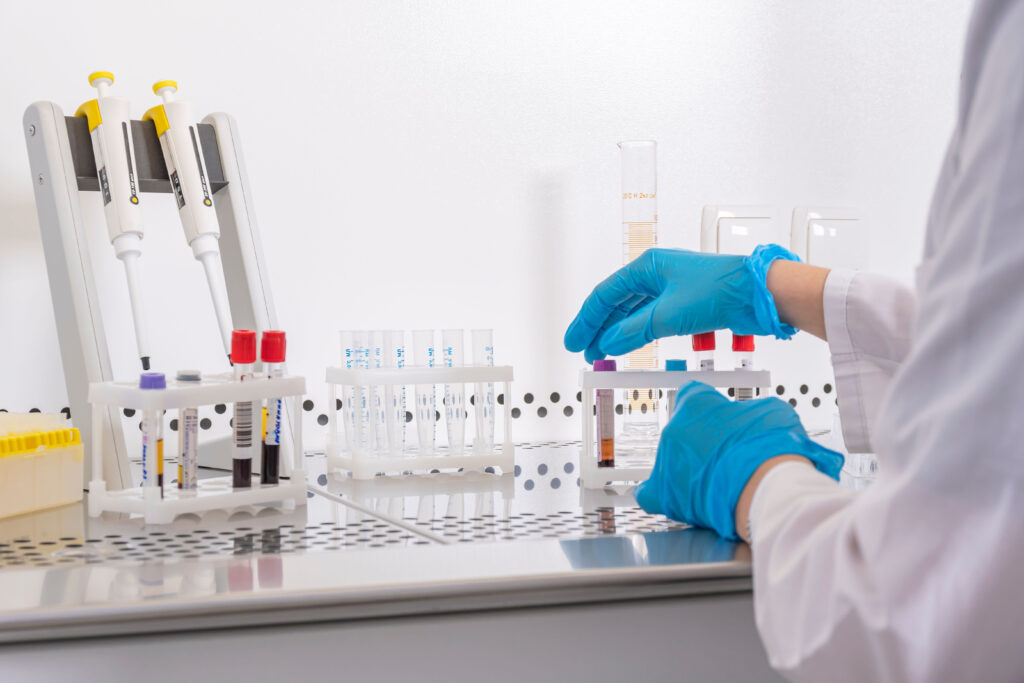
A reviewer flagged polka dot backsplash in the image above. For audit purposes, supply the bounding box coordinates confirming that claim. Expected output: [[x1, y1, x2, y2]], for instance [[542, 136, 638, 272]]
[[1, 379, 837, 469]]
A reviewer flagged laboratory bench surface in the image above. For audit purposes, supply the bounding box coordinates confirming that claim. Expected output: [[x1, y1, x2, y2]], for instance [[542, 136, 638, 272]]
[[0, 442, 779, 681]]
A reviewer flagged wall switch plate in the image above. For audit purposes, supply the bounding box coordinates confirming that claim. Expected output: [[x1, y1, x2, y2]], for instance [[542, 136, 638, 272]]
[[700, 205, 780, 255], [790, 207, 866, 269]]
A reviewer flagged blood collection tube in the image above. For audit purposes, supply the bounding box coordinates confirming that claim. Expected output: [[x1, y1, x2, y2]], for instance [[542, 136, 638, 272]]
[[176, 370, 201, 490], [664, 359, 687, 416], [139, 372, 166, 495], [692, 332, 716, 371], [231, 330, 257, 488], [260, 331, 286, 485], [732, 335, 755, 401], [594, 359, 617, 468]]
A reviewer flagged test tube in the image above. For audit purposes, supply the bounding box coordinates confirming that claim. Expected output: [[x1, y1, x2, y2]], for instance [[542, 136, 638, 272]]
[[175, 370, 200, 491], [370, 331, 387, 452], [261, 331, 286, 484], [413, 329, 437, 454], [664, 359, 687, 416], [693, 332, 716, 371], [382, 330, 406, 454], [139, 372, 166, 494], [231, 330, 257, 488], [354, 330, 373, 453], [733, 334, 755, 401], [442, 329, 466, 455], [340, 331, 358, 453], [471, 329, 495, 453], [594, 359, 616, 468]]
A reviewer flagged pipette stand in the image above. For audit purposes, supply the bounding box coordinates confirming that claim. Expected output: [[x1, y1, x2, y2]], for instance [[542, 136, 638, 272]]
[[325, 366, 516, 479], [87, 374, 307, 525], [579, 369, 772, 488], [25, 102, 296, 490]]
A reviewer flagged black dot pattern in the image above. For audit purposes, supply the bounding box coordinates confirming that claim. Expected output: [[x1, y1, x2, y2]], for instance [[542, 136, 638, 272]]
[[0, 520, 425, 570], [19, 374, 840, 466], [2, 442, 713, 569]]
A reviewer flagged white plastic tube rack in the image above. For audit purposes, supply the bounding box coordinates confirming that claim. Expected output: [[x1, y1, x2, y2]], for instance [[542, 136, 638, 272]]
[[87, 373, 308, 524], [325, 365, 515, 479], [579, 368, 771, 488]]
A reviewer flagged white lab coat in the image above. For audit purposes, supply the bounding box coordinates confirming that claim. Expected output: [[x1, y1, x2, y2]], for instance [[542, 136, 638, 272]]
[[749, 1, 1024, 680]]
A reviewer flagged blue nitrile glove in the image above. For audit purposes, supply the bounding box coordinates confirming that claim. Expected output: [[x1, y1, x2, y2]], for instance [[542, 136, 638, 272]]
[[564, 245, 799, 363], [635, 381, 843, 540]]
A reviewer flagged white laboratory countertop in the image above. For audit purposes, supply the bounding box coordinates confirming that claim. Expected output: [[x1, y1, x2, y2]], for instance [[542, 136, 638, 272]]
[[0, 442, 751, 643]]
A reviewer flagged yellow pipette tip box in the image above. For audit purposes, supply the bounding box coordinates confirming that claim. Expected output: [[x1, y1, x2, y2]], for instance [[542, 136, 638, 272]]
[[0, 414, 84, 520]]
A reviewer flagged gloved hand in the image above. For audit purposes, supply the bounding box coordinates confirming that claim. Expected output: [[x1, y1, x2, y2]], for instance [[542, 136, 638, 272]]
[[564, 244, 799, 363], [635, 381, 843, 540]]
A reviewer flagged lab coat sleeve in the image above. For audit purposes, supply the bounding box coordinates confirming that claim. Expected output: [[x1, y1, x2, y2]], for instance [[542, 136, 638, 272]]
[[750, 2, 1024, 679], [822, 269, 914, 454]]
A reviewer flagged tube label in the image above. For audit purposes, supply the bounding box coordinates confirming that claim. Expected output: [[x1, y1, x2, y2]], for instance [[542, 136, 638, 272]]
[[234, 401, 253, 449]]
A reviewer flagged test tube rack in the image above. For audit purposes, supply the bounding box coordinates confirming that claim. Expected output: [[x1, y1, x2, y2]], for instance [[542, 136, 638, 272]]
[[579, 368, 772, 488], [325, 365, 515, 479], [86, 373, 308, 524]]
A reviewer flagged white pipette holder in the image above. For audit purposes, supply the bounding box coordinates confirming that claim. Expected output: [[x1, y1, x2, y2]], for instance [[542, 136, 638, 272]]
[[325, 365, 515, 479], [86, 373, 308, 524], [578, 368, 772, 488]]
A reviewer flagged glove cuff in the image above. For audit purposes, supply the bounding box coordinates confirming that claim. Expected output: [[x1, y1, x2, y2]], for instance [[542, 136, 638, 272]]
[[712, 429, 845, 540], [744, 244, 800, 340]]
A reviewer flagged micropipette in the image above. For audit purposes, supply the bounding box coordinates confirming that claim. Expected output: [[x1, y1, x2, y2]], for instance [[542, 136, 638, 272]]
[[75, 72, 152, 370], [142, 80, 233, 361]]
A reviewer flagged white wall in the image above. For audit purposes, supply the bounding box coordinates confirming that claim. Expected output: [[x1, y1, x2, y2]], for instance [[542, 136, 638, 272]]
[[0, 0, 972, 446]]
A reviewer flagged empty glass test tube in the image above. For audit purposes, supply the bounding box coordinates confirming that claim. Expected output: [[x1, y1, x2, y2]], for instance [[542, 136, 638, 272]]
[[341, 330, 371, 452], [413, 329, 437, 453], [370, 331, 387, 452], [340, 330, 358, 453], [594, 359, 616, 467], [471, 328, 495, 452], [176, 370, 201, 490], [442, 329, 466, 455], [382, 330, 407, 454], [354, 330, 373, 452]]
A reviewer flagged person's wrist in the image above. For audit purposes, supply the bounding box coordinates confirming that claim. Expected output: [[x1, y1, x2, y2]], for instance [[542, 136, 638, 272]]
[[734, 455, 813, 543], [743, 244, 801, 339]]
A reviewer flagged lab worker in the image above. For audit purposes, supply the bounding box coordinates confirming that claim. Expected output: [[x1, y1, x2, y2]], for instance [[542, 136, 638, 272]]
[[564, 0, 1024, 679]]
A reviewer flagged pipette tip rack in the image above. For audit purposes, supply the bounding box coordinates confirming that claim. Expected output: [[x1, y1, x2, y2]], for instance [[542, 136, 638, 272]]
[[578, 368, 772, 488], [87, 373, 308, 525], [325, 365, 515, 480]]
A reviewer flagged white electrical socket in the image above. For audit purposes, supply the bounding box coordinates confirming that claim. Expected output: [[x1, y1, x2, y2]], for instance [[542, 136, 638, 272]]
[[699, 205, 781, 255], [790, 207, 867, 269]]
